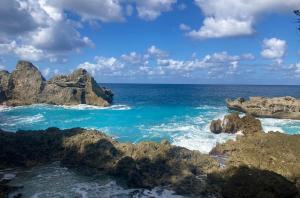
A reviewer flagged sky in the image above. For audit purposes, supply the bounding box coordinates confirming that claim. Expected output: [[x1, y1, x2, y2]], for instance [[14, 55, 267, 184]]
[[0, 0, 300, 85]]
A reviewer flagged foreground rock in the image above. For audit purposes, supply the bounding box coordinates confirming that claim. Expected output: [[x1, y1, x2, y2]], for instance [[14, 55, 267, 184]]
[[226, 96, 300, 119], [0, 128, 219, 197], [211, 132, 300, 193], [0, 61, 113, 107], [210, 113, 263, 135], [1, 128, 299, 197]]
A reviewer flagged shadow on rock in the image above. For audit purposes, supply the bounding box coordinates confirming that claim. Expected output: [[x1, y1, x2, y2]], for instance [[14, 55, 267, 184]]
[[208, 166, 299, 198]]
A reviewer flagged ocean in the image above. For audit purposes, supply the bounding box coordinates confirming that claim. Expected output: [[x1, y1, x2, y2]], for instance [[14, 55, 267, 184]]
[[2, 84, 300, 197]]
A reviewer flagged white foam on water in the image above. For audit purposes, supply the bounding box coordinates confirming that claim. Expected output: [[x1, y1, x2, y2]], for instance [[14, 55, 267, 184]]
[[60, 104, 131, 111], [0, 113, 45, 127], [172, 123, 236, 154], [259, 118, 299, 133]]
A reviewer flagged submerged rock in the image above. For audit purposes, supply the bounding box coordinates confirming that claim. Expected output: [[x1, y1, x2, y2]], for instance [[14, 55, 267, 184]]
[[0, 61, 113, 107], [210, 113, 263, 135], [226, 96, 300, 119]]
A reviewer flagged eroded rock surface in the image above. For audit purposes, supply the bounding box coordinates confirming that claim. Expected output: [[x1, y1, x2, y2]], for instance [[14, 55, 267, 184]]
[[210, 113, 263, 135], [0, 61, 113, 107], [226, 96, 300, 119]]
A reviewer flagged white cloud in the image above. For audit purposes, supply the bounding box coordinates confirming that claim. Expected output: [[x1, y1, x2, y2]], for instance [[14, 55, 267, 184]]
[[147, 45, 168, 59], [78, 56, 124, 75], [52, 0, 124, 22], [188, 17, 253, 39], [0, 41, 46, 61], [261, 38, 287, 64], [179, 23, 191, 31], [135, 0, 177, 20], [189, 0, 300, 39]]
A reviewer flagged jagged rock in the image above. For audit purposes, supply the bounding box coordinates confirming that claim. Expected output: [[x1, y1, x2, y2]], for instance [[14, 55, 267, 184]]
[[210, 132, 300, 188], [226, 96, 300, 120], [210, 113, 263, 135], [0, 61, 113, 107], [0, 127, 219, 197]]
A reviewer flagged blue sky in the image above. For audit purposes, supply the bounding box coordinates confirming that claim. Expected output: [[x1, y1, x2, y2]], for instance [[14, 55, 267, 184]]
[[0, 0, 300, 84]]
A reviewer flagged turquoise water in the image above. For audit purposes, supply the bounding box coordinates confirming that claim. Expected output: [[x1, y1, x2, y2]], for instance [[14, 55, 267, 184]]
[[2, 84, 300, 197], [1, 84, 300, 153]]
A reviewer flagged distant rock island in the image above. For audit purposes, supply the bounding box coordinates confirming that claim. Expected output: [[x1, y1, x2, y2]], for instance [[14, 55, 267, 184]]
[[226, 96, 300, 119], [0, 61, 113, 107]]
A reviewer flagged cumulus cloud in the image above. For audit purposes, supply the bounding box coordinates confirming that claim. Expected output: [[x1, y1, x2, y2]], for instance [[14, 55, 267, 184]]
[[78, 45, 255, 80], [188, 0, 299, 39], [261, 38, 287, 64], [0, 41, 46, 61], [0, 0, 95, 61], [135, 0, 177, 20], [0, 0, 38, 38], [78, 56, 124, 75], [51, 0, 124, 22], [147, 45, 168, 59]]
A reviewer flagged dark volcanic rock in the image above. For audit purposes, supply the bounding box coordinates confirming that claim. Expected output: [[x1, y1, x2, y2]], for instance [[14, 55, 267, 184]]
[[226, 96, 300, 120], [0, 60, 113, 107], [210, 113, 263, 135]]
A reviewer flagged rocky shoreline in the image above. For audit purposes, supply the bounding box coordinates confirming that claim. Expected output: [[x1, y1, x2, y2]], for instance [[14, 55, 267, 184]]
[[0, 61, 113, 107], [226, 96, 300, 119], [0, 127, 299, 197]]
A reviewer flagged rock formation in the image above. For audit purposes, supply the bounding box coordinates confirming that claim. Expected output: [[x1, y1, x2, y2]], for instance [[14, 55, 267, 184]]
[[210, 131, 300, 195], [226, 96, 300, 119], [0, 127, 299, 197], [0, 61, 113, 107], [210, 113, 263, 135]]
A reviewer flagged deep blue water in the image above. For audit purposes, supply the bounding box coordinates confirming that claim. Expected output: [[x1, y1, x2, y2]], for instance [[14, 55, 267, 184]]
[[1, 84, 300, 153]]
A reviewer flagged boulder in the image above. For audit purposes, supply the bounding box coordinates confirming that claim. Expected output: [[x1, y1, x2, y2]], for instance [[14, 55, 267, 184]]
[[226, 96, 300, 120], [210, 113, 263, 135], [0, 61, 113, 106], [210, 119, 222, 134]]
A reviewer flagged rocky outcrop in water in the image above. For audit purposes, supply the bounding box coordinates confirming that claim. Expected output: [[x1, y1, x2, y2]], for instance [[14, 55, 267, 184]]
[[0, 61, 113, 107], [226, 96, 300, 119], [0, 127, 299, 197], [210, 113, 263, 135]]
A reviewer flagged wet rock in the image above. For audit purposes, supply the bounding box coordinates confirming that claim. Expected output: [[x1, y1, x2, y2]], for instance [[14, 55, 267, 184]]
[[0, 61, 113, 107], [226, 96, 300, 119], [210, 113, 263, 135], [210, 119, 222, 134]]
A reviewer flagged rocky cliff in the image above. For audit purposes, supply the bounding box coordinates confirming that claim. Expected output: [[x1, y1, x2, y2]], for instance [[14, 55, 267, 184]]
[[226, 96, 300, 119], [0, 61, 113, 106]]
